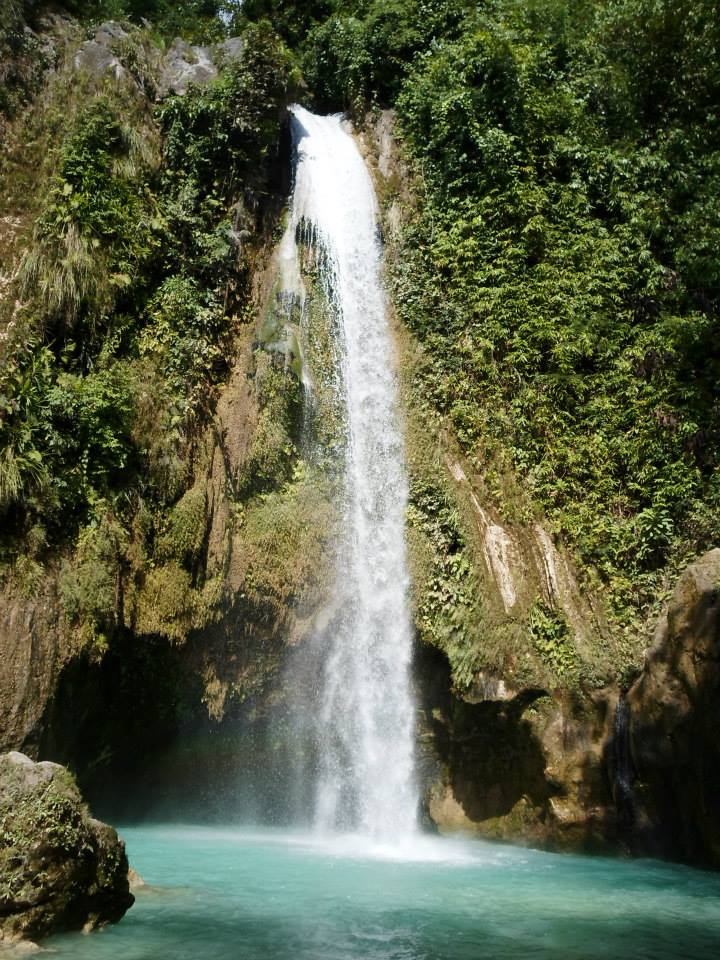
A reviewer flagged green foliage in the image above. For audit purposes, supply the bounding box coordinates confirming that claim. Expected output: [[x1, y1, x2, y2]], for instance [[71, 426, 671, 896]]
[[19, 96, 159, 335], [158, 485, 208, 565], [238, 464, 336, 620], [528, 603, 578, 682], [2, 21, 294, 535], [407, 472, 480, 662], [160, 22, 299, 195], [132, 560, 196, 642], [406, 456, 551, 691], [237, 1, 337, 47], [300, 1, 471, 112], [385, 0, 720, 627], [64, 0, 229, 43], [239, 350, 303, 496], [0, 340, 53, 515], [44, 367, 136, 509], [0, 0, 46, 130], [140, 276, 226, 419], [59, 511, 127, 652], [0, 445, 45, 514], [243, 0, 720, 623], [1, 17, 298, 656]]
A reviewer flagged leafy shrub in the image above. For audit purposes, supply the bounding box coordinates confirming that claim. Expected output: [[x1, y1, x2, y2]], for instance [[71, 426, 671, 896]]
[[528, 603, 578, 682], [301, 1, 470, 112], [140, 275, 226, 420], [20, 97, 159, 336], [42, 366, 136, 516], [59, 512, 127, 651]]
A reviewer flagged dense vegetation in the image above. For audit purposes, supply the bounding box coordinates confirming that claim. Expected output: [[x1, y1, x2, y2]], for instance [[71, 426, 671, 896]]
[[242, 0, 720, 639], [65, 0, 236, 42], [2, 0, 719, 687], [0, 12, 299, 648]]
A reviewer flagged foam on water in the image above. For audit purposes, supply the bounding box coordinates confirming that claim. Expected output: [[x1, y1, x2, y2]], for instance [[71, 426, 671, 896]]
[[45, 826, 720, 960], [173, 825, 487, 865]]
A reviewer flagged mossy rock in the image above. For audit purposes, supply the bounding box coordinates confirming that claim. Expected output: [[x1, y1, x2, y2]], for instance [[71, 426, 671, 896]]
[[0, 752, 133, 944]]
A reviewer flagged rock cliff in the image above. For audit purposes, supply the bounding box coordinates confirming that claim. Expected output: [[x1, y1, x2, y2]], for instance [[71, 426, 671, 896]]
[[627, 549, 720, 866], [1, 8, 719, 878], [362, 110, 720, 867]]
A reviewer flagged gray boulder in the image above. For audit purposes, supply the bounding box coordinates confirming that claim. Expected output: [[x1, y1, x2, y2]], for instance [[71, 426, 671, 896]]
[[70, 20, 245, 97], [158, 38, 217, 95], [0, 752, 133, 944], [157, 36, 245, 96], [73, 22, 128, 82]]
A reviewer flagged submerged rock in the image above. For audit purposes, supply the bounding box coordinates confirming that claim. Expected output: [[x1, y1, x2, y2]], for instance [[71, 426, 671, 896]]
[[0, 752, 133, 945]]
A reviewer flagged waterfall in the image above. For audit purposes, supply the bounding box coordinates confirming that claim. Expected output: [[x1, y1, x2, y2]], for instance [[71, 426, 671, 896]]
[[279, 107, 418, 840], [612, 696, 635, 833]]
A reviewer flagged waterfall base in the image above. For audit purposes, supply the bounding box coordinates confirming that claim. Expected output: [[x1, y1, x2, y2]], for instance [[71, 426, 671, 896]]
[[45, 825, 720, 960]]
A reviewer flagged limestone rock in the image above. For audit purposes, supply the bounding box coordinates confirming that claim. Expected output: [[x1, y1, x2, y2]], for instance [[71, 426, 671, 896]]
[[0, 752, 133, 944], [73, 22, 128, 82], [157, 36, 245, 97], [70, 21, 245, 98], [158, 38, 217, 95]]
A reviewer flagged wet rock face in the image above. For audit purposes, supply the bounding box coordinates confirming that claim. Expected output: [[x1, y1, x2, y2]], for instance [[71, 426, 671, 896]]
[[0, 752, 133, 944], [627, 549, 720, 867], [0, 584, 68, 756], [420, 550, 720, 868], [418, 645, 618, 854]]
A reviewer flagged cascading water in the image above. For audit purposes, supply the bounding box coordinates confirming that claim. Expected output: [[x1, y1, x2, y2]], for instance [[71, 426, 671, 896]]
[[279, 106, 418, 841]]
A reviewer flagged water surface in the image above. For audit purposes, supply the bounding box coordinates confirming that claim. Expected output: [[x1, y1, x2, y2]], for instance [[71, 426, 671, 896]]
[[45, 826, 720, 959]]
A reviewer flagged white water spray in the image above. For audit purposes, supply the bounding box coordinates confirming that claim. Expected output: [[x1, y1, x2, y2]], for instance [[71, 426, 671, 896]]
[[280, 107, 417, 840]]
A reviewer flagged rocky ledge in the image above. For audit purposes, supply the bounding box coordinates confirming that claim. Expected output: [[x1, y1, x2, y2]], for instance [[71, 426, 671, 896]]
[[0, 752, 133, 945], [421, 548, 720, 868]]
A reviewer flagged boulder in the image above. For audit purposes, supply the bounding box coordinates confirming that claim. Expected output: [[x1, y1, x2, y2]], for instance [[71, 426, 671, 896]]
[[0, 752, 133, 944], [158, 38, 217, 96], [156, 36, 244, 97], [70, 21, 246, 97], [73, 22, 128, 82]]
